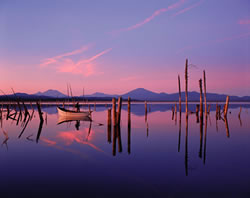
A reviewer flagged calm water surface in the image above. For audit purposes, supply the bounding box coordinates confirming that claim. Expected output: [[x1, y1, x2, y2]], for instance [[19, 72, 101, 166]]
[[0, 103, 250, 197]]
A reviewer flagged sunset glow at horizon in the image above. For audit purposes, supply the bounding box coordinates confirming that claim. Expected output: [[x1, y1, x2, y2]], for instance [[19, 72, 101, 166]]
[[0, 0, 249, 96]]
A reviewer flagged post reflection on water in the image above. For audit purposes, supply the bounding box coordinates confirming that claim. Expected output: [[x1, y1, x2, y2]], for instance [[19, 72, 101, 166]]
[[0, 102, 250, 194]]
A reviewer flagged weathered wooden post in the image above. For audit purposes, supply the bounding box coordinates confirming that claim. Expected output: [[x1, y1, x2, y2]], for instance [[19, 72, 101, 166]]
[[185, 59, 188, 117], [238, 106, 242, 118], [145, 101, 148, 122], [207, 104, 211, 114], [199, 79, 203, 118], [203, 70, 207, 116], [218, 105, 221, 120], [36, 102, 44, 122], [107, 108, 111, 143], [196, 104, 199, 123], [178, 75, 181, 114], [172, 106, 174, 120], [203, 114, 208, 164], [174, 102, 177, 124], [128, 97, 131, 154], [225, 116, 230, 138], [224, 96, 230, 117], [216, 103, 218, 120], [117, 97, 122, 125], [199, 79, 203, 120], [112, 98, 117, 156]]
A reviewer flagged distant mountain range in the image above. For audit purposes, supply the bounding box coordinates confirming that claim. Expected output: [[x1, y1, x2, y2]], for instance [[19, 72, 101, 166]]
[[0, 88, 250, 102], [35, 89, 67, 98]]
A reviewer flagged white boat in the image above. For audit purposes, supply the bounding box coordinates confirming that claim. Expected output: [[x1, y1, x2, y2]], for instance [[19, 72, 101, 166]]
[[57, 115, 92, 125], [57, 106, 91, 118]]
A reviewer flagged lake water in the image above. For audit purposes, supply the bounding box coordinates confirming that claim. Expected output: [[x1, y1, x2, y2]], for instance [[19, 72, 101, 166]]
[[0, 103, 250, 197]]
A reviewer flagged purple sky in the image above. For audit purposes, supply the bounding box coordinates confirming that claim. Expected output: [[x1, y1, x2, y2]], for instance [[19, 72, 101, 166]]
[[0, 0, 249, 96]]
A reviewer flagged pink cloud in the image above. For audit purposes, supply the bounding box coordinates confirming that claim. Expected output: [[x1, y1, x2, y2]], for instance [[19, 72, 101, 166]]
[[40, 45, 90, 67], [172, 0, 204, 17], [112, 0, 186, 34], [55, 48, 112, 76], [238, 19, 250, 25]]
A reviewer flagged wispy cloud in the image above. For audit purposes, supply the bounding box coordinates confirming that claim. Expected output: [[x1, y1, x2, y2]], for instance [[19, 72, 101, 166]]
[[238, 19, 250, 25], [40, 45, 90, 67], [172, 0, 204, 17], [112, 0, 186, 34], [40, 45, 111, 76], [177, 31, 250, 53], [56, 48, 112, 76]]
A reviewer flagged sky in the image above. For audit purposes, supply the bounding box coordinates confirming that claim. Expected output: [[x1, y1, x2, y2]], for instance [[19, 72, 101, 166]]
[[0, 0, 249, 96]]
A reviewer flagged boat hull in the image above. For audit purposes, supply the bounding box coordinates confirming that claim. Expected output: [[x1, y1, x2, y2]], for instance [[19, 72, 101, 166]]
[[57, 107, 91, 118]]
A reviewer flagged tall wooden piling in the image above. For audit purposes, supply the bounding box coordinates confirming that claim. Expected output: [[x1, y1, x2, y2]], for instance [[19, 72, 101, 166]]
[[128, 97, 131, 154], [145, 101, 148, 122], [112, 98, 117, 126], [112, 98, 117, 156], [178, 75, 181, 114], [224, 96, 230, 117], [174, 102, 177, 124], [107, 109, 111, 143], [203, 114, 208, 164], [185, 115, 189, 176], [117, 97, 122, 125], [203, 70, 207, 116], [185, 59, 188, 116], [178, 111, 181, 152], [199, 79, 203, 119]]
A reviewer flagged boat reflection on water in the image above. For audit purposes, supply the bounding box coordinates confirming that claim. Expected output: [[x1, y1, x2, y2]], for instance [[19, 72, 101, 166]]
[[57, 113, 92, 130]]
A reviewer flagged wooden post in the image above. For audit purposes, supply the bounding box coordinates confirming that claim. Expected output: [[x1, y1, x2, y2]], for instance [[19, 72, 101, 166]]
[[224, 96, 230, 117], [172, 106, 174, 120], [128, 97, 131, 154], [225, 117, 230, 138], [207, 104, 211, 114], [238, 106, 242, 126], [6, 104, 10, 120], [107, 108, 111, 143], [178, 110, 181, 152], [174, 102, 177, 124], [178, 75, 181, 114], [88, 104, 91, 113], [117, 124, 122, 153], [185, 59, 188, 116], [216, 103, 218, 120], [199, 78, 204, 159], [145, 101, 147, 122], [203, 114, 208, 164], [185, 115, 189, 176], [36, 102, 44, 122], [218, 105, 221, 120], [112, 98, 116, 126], [199, 79, 203, 119], [203, 70, 207, 116], [112, 98, 117, 156], [117, 97, 122, 125], [196, 104, 200, 123]]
